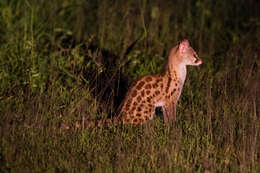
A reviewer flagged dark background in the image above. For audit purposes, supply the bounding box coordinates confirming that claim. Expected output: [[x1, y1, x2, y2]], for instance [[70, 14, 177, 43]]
[[0, 0, 259, 172]]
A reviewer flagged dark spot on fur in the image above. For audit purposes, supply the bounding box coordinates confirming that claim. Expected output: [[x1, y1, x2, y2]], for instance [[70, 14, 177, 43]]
[[155, 90, 160, 95], [136, 81, 145, 90], [166, 77, 172, 93], [145, 84, 152, 89], [170, 88, 176, 96], [145, 76, 153, 82], [136, 113, 141, 117], [137, 96, 142, 102], [125, 118, 130, 123], [146, 90, 151, 95], [152, 83, 158, 88], [126, 102, 131, 107], [156, 78, 162, 83], [137, 107, 142, 112], [173, 70, 177, 76], [131, 90, 137, 97], [160, 83, 163, 88], [127, 99, 132, 105], [141, 90, 145, 97]]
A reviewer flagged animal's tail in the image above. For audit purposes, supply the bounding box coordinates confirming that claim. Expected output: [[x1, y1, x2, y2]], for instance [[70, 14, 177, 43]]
[[85, 117, 122, 128], [59, 116, 122, 130]]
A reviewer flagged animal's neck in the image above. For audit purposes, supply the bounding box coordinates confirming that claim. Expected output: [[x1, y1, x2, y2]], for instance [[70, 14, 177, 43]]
[[167, 53, 187, 84], [174, 63, 187, 84]]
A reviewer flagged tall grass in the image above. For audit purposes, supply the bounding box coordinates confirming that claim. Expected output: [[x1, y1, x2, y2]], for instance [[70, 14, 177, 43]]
[[0, 0, 259, 172]]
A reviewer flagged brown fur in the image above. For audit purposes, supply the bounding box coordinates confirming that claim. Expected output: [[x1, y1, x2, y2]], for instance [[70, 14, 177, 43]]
[[88, 40, 202, 127]]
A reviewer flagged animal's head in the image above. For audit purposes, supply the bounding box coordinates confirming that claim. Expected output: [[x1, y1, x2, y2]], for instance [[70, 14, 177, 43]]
[[176, 40, 202, 66]]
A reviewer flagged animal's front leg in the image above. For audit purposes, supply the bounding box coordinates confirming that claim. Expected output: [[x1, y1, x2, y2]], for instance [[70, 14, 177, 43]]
[[162, 106, 170, 124], [169, 103, 176, 122], [162, 103, 176, 124]]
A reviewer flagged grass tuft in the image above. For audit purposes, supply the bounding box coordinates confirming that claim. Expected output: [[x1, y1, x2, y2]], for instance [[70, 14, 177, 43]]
[[0, 0, 259, 172]]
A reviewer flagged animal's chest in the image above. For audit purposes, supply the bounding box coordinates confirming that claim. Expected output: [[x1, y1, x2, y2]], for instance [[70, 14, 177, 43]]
[[162, 75, 184, 102]]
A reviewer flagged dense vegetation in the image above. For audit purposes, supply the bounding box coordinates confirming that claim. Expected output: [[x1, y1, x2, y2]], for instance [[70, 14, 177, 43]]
[[0, 0, 259, 172]]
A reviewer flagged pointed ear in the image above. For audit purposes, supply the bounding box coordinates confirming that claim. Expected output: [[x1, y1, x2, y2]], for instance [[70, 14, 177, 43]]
[[179, 40, 190, 53]]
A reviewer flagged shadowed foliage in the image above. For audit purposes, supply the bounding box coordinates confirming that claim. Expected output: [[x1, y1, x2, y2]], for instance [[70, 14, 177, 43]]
[[0, 0, 259, 172]]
